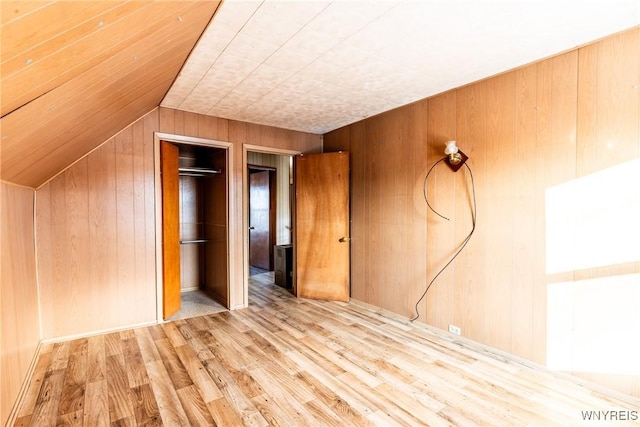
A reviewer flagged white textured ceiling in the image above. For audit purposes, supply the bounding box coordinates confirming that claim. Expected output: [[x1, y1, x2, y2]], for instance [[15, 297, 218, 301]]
[[161, 0, 640, 135]]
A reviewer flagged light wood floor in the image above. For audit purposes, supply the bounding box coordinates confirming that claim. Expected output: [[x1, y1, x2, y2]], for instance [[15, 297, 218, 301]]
[[13, 273, 640, 426]]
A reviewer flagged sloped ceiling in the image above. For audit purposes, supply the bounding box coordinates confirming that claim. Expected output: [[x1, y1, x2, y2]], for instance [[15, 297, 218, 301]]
[[0, 1, 221, 188], [2, 1, 639, 188], [163, 0, 639, 134]]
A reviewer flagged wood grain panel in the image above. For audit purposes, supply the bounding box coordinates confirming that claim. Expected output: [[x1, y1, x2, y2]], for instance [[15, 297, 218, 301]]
[[65, 155, 90, 336], [511, 63, 538, 359], [115, 128, 137, 324], [483, 72, 515, 352], [1, 182, 39, 426], [0, 1, 221, 188], [1, 2, 51, 26], [425, 90, 457, 329], [364, 117, 382, 308], [534, 50, 578, 364], [454, 80, 488, 343], [3, 1, 164, 115]]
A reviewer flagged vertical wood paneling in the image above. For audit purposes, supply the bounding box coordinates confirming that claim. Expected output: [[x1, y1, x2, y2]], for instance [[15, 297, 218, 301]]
[[405, 102, 428, 321], [533, 51, 578, 364], [1, 182, 39, 426], [116, 128, 136, 324], [143, 110, 159, 317], [326, 28, 639, 398], [66, 156, 90, 336], [35, 107, 321, 340], [349, 122, 366, 302], [38, 113, 160, 339], [364, 118, 382, 308], [425, 90, 457, 329], [132, 119, 149, 311], [483, 72, 515, 352], [511, 64, 538, 359], [455, 81, 488, 343]]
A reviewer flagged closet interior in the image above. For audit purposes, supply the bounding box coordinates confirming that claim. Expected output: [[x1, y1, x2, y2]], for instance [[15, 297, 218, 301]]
[[177, 143, 229, 308]]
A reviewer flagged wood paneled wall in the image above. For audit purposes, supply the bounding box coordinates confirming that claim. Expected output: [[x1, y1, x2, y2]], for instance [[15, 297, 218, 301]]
[[247, 152, 293, 245], [34, 107, 321, 339], [324, 28, 640, 397], [1, 182, 40, 426], [36, 111, 158, 339]]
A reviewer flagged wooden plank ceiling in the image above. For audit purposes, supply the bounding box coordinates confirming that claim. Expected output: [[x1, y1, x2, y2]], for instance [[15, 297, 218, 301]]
[[0, 1, 221, 188]]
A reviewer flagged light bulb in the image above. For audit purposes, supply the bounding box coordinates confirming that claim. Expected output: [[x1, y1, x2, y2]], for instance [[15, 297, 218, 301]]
[[444, 140, 458, 155]]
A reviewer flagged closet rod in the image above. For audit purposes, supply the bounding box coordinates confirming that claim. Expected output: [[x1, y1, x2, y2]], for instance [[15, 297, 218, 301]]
[[180, 239, 211, 244], [178, 166, 222, 176]]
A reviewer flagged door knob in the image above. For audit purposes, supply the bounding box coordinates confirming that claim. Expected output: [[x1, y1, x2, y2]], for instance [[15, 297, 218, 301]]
[[339, 237, 351, 242], [249, 226, 255, 230]]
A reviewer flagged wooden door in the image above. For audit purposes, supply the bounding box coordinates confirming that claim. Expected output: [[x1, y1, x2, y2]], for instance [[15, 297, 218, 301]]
[[295, 152, 350, 301], [249, 169, 275, 270], [161, 141, 181, 319]]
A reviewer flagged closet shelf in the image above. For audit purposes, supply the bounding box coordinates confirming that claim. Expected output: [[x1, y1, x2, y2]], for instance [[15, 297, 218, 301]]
[[180, 239, 211, 244]]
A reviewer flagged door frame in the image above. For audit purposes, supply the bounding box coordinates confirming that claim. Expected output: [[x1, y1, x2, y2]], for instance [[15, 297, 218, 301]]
[[242, 144, 299, 306], [154, 132, 233, 322]]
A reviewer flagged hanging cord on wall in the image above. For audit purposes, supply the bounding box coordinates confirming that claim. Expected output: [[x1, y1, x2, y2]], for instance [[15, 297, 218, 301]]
[[410, 160, 477, 322]]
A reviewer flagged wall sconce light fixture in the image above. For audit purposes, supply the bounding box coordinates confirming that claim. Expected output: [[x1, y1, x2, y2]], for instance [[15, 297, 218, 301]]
[[444, 140, 468, 172]]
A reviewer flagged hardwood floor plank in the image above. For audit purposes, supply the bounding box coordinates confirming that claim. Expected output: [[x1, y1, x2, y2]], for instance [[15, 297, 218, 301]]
[[105, 354, 135, 422], [56, 409, 83, 427], [48, 342, 70, 371], [58, 338, 88, 416], [83, 379, 109, 427], [29, 369, 65, 427], [145, 360, 190, 426], [154, 339, 193, 390], [104, 332, 124, 357], [12, 276, 640, 426], [122, 337, 150, 388], [295, 370, 374, 427], [16, 351, 52, 419], [174, 344, 223, 403], [206, 396, 246, 427], [130, 383, 161, 426], [87, 334, 106, 383], [176, 385, 216, 426]]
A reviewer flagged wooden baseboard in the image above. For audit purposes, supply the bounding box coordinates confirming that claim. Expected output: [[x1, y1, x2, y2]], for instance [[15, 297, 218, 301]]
[[40, 320, 158, 345], [5, 341, 42, 426]]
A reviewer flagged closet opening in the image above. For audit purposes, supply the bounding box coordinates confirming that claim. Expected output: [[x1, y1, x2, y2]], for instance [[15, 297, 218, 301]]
[[159, 138, 230, 321]]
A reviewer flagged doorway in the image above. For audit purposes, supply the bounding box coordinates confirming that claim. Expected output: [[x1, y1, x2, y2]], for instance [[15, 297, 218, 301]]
[[158, 136, 231, 321], [245, 151, 294, 288]]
